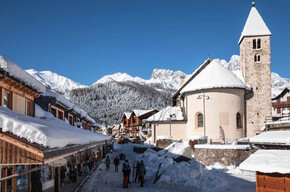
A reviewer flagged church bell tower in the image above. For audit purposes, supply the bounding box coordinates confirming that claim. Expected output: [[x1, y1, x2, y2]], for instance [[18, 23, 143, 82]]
[[239, 2, 272, 137]]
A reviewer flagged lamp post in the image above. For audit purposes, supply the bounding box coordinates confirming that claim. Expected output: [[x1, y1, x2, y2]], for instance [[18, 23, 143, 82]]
[[197, 93, 210, 137]]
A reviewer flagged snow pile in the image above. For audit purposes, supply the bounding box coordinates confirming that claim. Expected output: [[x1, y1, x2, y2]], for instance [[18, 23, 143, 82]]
[[195, 144, 251, 150], [157, 141, 192, 159], [239, 150, 290, 174], [181, 60, 250, 94], [189, 135, 208, 140], [238, 4, 271, 44], [133, 143, 228, 191], [0, 106, 110, 148], [0, 56, 46, 93], [26, 69, 87, 94], [43, 89, 95, 123], [249, 131, 290, 145], [147, 106, 184, 122]]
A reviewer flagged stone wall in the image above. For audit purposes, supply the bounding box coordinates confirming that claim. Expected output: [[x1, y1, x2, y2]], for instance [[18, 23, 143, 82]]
[[156, 139, 173, 149], [193, 148, 256, 166]]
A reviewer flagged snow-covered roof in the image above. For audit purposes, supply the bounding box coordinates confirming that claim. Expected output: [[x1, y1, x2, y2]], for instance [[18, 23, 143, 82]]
[[249, 131, 290, 145], [0, 106, 110, 148], [133, 109, 156, 117], [43, 89, 95, 123], [239, 150, 290, 174], [0, 56, 46, 93], [180, 60, 249, 94], [195, 144, 251, 150], [147, 106, 184, 122], [238, 3, 271, 44], [123, 112, 131, 119]]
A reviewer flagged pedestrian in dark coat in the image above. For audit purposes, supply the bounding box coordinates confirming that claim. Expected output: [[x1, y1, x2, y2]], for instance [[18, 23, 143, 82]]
[[134, 161, 140, 182], [138, 162, 146, 187], [122, 160, 131, 188], [113, 156, 120, 172], [105, 156, 111, 171]]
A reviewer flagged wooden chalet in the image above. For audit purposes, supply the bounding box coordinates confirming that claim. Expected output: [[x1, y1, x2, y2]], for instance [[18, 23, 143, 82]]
[[121, 109, 158, 138], [0, 56, 109, 192], [240, 150, 290, 192], [35, 89, 95, 131], [272, 88, 290, 119]]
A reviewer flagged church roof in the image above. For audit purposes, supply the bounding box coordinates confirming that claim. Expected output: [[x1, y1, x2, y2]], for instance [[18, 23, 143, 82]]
[[238, 3, 271, 44], [180, 60, 250, 94]]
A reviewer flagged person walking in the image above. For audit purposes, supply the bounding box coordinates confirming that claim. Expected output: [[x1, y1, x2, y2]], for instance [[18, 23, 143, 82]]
[[138, 161, 146, 187], [113, 156, 120, 172], [105, 156, 111, 171], [122, 160, 131, 188]]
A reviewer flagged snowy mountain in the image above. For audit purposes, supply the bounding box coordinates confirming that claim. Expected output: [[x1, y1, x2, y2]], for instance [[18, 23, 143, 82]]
[[93, 69, 188, 91], [26, 69, 88, 93]]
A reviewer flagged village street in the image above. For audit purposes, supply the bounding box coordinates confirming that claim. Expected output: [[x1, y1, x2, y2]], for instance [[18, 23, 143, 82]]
[[79, 143, 256, 192]]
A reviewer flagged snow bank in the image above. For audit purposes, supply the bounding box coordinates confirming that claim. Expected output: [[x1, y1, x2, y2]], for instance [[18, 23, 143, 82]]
[[189, 135, 208, 140], [134, 142, 228, 191], [239, 150, 290, 174], [0, 106, 110, 148], [195, 144, 251, 150], [249, 131, 290, 145], [157, 141, 192, 159], [0, 56, 46, 93], [147, 106, 184, 122]]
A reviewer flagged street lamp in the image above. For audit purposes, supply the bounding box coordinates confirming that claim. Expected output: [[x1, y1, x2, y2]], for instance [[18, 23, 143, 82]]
[[197, 93, 210, 138]]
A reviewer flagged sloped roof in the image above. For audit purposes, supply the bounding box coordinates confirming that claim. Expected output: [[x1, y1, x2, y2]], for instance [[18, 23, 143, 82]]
[[133, 109, 156, 117], [180, 60, 249, 94], [147, 106, 184, 122], [124, 112, 131, 119], [238, 3, 271, 44], [239, 150, 290, 174], [0, 106, 110, 148], [0, 56, 46, 93]]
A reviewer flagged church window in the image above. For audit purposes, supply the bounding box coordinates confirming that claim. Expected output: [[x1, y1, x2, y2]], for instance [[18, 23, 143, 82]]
[[253, 39, 256, 49], [236, 113, 242, 128], [257, 39, 261, 49], [254, 54, 260, 63], [197, 113, 203, 127]]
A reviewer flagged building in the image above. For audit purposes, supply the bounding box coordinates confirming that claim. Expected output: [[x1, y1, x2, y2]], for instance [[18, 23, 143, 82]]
[[149, 2, 272, 143], [272, 88, 290, 118], [0, 56, 110, 192], [240, 150, 290, 192], [35, 89, 95, 130], [121, 109, 158, 138]]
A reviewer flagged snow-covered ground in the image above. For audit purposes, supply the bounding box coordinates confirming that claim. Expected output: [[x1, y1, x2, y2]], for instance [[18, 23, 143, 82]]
[[80, 142, 256, 192]]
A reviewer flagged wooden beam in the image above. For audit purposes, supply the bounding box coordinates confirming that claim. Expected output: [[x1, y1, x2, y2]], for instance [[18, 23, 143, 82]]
[[0, 133, 44, 158], [0, 165, 45, 182]]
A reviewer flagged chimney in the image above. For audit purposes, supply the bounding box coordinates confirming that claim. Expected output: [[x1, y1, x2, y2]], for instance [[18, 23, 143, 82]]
[[180, 76, 185, 86]]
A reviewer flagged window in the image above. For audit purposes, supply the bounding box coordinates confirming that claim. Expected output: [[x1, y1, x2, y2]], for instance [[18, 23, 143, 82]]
[[26, 100, 33, 116], [257, 39, 261, 49], [51, 107, 57, 117], [253, 39, 261, 50], [253, 39, 256, 49], [236, 113, 242, 128], [197, 113, 203, 127], [254, 54, 260, 63], [68, 114, 74, 125], [58, 110, 64, 120], [3, 91, 11, 109]]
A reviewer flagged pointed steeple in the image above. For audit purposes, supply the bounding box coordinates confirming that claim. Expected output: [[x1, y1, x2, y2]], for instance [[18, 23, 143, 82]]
[[238, 2, 271, 44]]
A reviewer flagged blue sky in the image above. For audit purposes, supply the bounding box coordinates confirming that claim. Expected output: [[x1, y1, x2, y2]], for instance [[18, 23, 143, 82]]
[[0, 0, 289, 85]]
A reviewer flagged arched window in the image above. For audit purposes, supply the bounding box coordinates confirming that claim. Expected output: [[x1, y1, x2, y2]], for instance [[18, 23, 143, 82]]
[[197, 113, 203, 127], [254, 54, 260, 63], [253, 39, 256, 49], [236, 113, 242, 128], [257, 39, 261, 49]]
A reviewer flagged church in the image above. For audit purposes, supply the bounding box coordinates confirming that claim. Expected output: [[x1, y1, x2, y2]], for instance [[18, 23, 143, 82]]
[[148, 2, 272, 143]]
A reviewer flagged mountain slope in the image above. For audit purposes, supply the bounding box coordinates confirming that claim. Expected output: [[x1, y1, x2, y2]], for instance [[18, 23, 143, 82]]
[[68, 81, 172, 125], [26, 69, 88, 93]]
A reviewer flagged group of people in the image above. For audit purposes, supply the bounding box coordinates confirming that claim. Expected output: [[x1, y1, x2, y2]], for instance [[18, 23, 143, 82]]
[[104, 154, 146, 188]]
